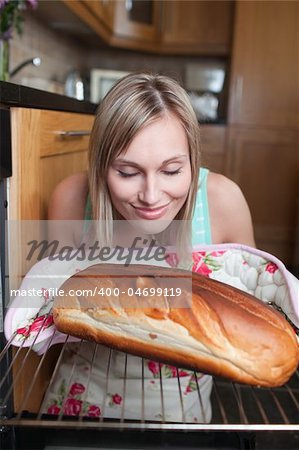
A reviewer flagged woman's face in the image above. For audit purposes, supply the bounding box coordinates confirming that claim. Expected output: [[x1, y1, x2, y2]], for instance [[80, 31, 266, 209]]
[[107, 113, 192, 235]]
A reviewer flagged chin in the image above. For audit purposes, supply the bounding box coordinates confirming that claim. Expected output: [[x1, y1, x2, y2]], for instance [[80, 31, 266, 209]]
[[126, 218, 174, 240]]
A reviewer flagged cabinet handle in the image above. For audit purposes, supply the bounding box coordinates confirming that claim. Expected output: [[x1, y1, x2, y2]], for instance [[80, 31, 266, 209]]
[[54, 130, 91, 138]]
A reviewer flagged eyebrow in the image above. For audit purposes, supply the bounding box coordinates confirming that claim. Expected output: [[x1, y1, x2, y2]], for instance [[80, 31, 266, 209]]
[[114, 155, 188, 167]]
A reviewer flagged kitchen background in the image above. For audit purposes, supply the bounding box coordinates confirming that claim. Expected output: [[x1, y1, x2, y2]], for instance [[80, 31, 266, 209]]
[[9, 0, 230, 121], [1, 2, 299, 449], [5, 0, 299, 275]]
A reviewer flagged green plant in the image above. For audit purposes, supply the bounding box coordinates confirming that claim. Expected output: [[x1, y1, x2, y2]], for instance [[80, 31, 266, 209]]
[[0, 0, 37, 40]]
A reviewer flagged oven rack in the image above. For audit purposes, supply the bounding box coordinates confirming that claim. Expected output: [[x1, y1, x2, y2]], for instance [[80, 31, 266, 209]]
[[0, 329, 298, 432]]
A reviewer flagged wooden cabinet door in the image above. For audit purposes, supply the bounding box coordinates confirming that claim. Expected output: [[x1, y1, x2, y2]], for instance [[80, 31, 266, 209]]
[[9, 107, 94, 287], [226, 126, 299, 267], [64, 0, 161, 51], [162, 0, 234, 55], [62, 0, 114, 42], [200, 125, 227, 175], [81, 0, 115, 30], [229, 0, 298, 128], [63, 0, 234, 54], [9, 108, 94, 221], [9, 108, 94, 413], [113, 0, 161, 44]]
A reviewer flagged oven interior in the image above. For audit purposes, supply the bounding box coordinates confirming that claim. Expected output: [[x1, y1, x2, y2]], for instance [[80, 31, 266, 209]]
[[0, 324, 298, 449]]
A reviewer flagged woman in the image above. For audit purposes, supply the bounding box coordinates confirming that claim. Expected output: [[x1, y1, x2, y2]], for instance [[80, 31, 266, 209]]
[[47, 73, 255, 447], [48, 73, 255, 249]]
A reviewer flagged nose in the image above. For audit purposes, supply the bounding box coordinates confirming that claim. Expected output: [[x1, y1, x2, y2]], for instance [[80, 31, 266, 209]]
[[138, 174, 161, 205]]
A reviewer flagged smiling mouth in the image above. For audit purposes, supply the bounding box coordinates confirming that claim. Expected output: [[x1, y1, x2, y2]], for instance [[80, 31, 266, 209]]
[[131, 203, 170, 219]]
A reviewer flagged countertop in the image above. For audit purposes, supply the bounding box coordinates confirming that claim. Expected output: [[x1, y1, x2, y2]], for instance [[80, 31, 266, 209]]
[[0, 81, 226, 125], [0, 81, 97, 114]]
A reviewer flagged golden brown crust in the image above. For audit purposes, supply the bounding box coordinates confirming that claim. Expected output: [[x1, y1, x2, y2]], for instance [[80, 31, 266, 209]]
[[53, 263, 299, 387]]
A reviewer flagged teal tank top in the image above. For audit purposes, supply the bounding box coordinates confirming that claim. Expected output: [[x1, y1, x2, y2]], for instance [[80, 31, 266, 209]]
[[84, 167, 212, 246], [192, 167, 212, 245]]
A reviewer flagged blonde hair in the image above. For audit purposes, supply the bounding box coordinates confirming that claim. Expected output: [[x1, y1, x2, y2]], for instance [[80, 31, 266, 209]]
[[88, 72, 201, 252]]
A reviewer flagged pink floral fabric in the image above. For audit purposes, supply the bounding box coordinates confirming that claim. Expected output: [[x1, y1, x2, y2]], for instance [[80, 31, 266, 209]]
[[4, 244, 299, 423], [44, 342, 213, 423], [47, 382, 101, 418], [5, 244, 299, 353]]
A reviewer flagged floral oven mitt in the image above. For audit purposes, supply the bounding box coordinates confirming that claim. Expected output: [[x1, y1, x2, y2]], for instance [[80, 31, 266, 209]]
[[4, 243, 299, 354]]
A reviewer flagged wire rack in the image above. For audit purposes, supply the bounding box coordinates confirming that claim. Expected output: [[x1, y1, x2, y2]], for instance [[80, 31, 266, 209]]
[[0, 324, 298, 432]]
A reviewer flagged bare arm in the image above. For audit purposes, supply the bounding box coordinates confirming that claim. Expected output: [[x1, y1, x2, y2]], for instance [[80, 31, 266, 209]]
[[48, 172, 88, 220], [47, 172, 88, 247], [208, 172, 256, 247]]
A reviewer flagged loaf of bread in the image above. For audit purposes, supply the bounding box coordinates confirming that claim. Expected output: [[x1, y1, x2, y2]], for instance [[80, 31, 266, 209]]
[[53, 263, 299, 387]]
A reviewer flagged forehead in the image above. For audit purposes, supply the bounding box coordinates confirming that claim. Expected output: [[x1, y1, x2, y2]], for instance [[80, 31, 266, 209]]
[[118, 113, 189, 164]]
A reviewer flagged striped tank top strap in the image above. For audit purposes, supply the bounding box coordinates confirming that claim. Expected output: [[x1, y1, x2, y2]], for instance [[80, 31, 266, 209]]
[[192, 167, 212, 245], [82, 194, 92, 233]]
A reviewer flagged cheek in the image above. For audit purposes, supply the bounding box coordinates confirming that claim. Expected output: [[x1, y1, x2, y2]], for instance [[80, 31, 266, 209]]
[[170, 169, 192, 199], [107, 172, 137, 201]]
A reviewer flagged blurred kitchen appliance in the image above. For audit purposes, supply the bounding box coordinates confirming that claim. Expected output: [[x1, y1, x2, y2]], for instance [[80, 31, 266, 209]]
[[185, 61, 227, 123], [10, 57, 41, 78], [64, 69, 85, 100], [90, 69, 130, 104]]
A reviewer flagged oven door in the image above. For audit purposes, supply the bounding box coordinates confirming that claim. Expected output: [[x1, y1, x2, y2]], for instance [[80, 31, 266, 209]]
[[0, 107, 12, 341], [0, 106, 12, 331], [0, 107, 14, 449]]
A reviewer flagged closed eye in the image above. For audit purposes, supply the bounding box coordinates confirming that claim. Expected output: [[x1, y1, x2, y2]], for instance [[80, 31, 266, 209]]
[[162, 169, 182, 176], [117, 168, 182, 178], [117, 170, 139, 178]]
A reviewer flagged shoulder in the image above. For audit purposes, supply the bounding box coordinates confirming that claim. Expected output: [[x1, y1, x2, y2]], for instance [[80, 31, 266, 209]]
[[48, 171, 89, 220], [207, 172, 256, 246], [208, 172, 244, 202]]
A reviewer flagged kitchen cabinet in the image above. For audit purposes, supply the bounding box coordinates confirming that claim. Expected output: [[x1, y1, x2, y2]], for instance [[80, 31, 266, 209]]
[[112, 0, 161, 44], [162, 0, 234, 55], [9, 108, 93, 222], [81, 0, 161, 44], [8, 106, 93, 296], [62, 0, 234, 55], [228, 0, 298, 128], [0, 80, 96, 413], [226, 126, 298, 267], [200, 125, 227, 175], [7, 106, 94, 413], [63, 0, 161, 52], [9, 107, 93, 280], [62, 0, 113, 42], [81, 0, 115, 31], [226, 0, 299, 270]]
